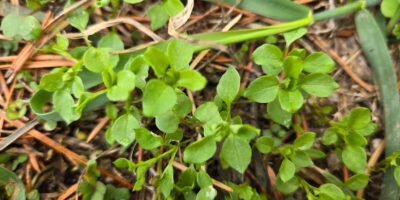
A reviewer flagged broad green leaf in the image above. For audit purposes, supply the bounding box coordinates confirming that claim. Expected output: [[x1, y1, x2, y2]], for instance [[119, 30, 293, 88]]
[[39, 70, 65, 92], [177, 69, 207, 91], [278, 158, 296, 182], [113, 158, 135, 171], [167, 40, 193, 71], [71, 77, 84, 98], [347, 107, 371, 130], [83, 47, 112, 73], [303, 52, 335, 74], [266, 98, 292, 127], [355, 123, 377, 136], [346, 132, 367, 146], [184, 135, 217, 164], [107, 70, 136, 101], [147, 3, 169, 30], [290, 150, 313, 168], [104, 185, 130, 200], [197, 171, 213, 188], [381, 0, 399, 17], [54, 35, 69, 51], [135, 128, 163, 150], [173, 92, 192, 118], [69, 8, 89, 31], [155, 111, 179, 133], [176, 166, 197, 191], [220, 135, 252, 173], [288, 48, 306, 59], [293, 132, 315, 150], [278, 89, 303, 113], [194, 102, 223, 124], [53, 89, 80, 124], [111, 113, 140, 146], [283, 56, 303, 79], [276, 176, 300, 194], [142, 80, 177, 117], [344, 174, 369, 190], [283, 27, 307, 47], [124, 0, 143, 4], [159, 164, 174, 198], [304, 149, 326, 159], [342, 145, 367, 174], [196, 186, 217, 200], [255, 136, 274, 154], [394, 166, 400, 187], [217, 66, 240, 105], [1, 13, 41, 40], [322, 128, 339, 145], [299, 73, 339, 97], [319, 183, 345, 200], [98, 32, 124, 50], [231, 124, 260, 142], [244, 75, 279, 103], [143, 47, 170, 77], [0, 166, 26, 200], [162, 0, 184, 16], [124, 56, 149, 89], [252, 44, 283, 75]]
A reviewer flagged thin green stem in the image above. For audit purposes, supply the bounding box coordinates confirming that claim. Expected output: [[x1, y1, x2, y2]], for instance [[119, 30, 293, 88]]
[[313, 1, 365, 22], [387, 7, 400, 33]]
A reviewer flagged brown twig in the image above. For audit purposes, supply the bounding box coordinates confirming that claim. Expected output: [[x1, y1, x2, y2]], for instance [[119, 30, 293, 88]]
[[86, 117, 109, 143], [57, 183, 79, 200]]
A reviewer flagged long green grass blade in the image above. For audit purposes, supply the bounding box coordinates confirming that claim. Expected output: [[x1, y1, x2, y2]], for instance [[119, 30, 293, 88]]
[[355, 9, 400, 200], [205, 0, 309, 21]]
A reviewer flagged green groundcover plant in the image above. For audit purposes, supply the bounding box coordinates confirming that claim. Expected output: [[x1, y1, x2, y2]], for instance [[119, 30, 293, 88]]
[[2, 0, 398, 199]]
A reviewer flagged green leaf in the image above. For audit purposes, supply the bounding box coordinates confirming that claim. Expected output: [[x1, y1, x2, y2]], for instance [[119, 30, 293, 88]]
[[6, 99, 27, 120], [135, 128, 163, 150], [319, 183, 345, 200], [283, 56, 303, 79], [107, 70, 136, 101], [194, 102, 223, 124], [303, 52, 335, 74], [147, 3, 169, 30], [98, 32, 124, 50], [252, 44, 283, 75], [133, 166, 148, 191], [381, 0, 399, 18], [83, 47, 113, 73], [217, 66, 240, 105], [176, 166, 197, 191], [142, 80, 177, 117], [293, 132, 316, 150], [124, 0, 143, 4], [290, 150, 313, 168], [197, 171, 213, 188], [143, 47, 170, 77], [283, 27, 307, 47], [322, 128, 339, 145], [39, 70, 65, 92], [71, 77, 84, 98], [69, 8, 89, 31], [104, 185, 130, 200], [173, 92, 192, 118], [196, 186, 217, 200], [346, 132, 367, 146], [347, 107, 371, 130], [155, 111, 179, 133], [220, 135, 252, 174], [342, 145, 367, 174], [244, 75, 280, 103], [278, 158, 296, 182], [1, 13, 41, 40], [110, 113, 140, 146], [159, 164, 174, 198], [266, 98, 292, 127], [167, 40, 194, 71], [53, 89, 80, 124], [124, 56, 149, 89], [0, 166, 26, 200], [255, 136, 274, 154], [278, 89, 303, 113], [183, 135, 217, 164], [176, 69, 207, 91], [113, 158, 135, 171], [344, 174, 369, 190], [299, 73, 339, 97], [276, 176, 300, 194], [163, 0, 184, 16], [394, 166, 400, 187]]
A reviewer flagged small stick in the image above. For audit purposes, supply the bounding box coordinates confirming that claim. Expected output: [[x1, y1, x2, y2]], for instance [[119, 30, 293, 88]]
[[0, 119, 39, 151], [57, 183, 79, 200], [86, 117, 109, 143]]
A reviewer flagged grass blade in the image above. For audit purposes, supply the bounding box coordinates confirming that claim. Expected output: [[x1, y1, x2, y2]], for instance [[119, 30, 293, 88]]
[[355, 9, 400, 200]]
